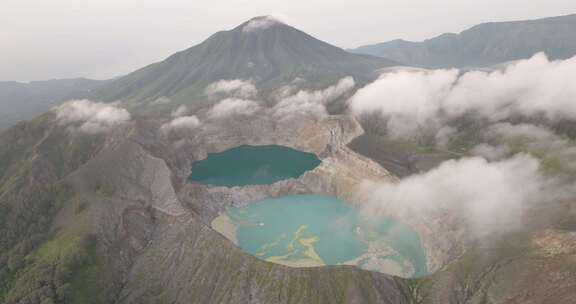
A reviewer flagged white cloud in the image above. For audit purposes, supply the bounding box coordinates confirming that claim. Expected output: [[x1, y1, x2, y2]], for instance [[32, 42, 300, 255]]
[[273, 77, 355, 118], [349, 53, 576, 139], [434, 126, 457, 148], [54, 99, 131, 133], [151, 96, 171, 105], [470, 143, 511, 161], [284, 77, 355, 105], [273, 85, 297, 101], [207, 98, 261, 119], [358, 154, 566, 238], [443, 54, 576, 120], [485, 123, 558, 142], [160, 115, 201, 133], [205, 79, 258, 99], [349, 68, 457, 138], [472, 123, 576, 171], [171, 105, 189, 117], [242, 16, 285, 33]]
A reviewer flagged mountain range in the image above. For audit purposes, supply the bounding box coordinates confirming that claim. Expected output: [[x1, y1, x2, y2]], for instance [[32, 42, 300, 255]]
[[350, 13, 576, 68], [0, 15, 576, 304]]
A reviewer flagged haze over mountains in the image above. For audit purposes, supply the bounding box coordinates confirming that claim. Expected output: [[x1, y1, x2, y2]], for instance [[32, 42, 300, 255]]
[[3, 14, 576, 129], [1, 13, 576, 304], [0, 16, 397, 129], [0, 79, 104, 130], [350, 14, 576, 68], [0, 17, 408, 304]]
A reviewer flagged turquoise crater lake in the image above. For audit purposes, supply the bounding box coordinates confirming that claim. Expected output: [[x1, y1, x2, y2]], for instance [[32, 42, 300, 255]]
[[189, 145, 321, 187], [212, 195, 428, 278]]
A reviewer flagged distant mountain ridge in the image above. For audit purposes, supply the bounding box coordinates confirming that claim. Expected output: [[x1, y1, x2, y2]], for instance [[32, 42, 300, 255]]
[[350, 14, 576, 68], [0, 78, 104, 130], [91, 16, 398, 104]]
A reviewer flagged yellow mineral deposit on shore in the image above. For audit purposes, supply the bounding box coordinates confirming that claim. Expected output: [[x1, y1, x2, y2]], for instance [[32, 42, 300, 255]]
[[211, 213, 238, 245], [267, 225, 325, 267]]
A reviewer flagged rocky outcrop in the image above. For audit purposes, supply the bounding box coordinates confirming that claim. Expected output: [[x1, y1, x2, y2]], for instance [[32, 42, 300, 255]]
[[71, 141, 187, 217], [117, 213, 410, 304], [414, 227, 576, 304]]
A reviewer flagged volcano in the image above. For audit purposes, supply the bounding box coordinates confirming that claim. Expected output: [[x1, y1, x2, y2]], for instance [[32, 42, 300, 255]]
[[93, 16, 397, 104]]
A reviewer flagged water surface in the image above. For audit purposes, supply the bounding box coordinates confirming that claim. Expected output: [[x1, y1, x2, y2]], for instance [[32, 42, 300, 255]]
[[189, 145, 321, 187], [212, 195, 427, 277]]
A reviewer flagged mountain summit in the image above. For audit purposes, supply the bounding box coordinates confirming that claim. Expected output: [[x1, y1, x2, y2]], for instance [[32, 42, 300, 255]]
[[240, 15, 286, 33], [93, 16, 397, 104]]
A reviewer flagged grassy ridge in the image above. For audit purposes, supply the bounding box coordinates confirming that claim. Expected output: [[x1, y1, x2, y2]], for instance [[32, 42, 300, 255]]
[[0, 117, 106, 303]]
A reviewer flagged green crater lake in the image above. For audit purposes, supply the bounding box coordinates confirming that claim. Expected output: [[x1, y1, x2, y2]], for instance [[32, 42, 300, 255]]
[[212, 195, 428, 278], [189, 145, 321, 187]]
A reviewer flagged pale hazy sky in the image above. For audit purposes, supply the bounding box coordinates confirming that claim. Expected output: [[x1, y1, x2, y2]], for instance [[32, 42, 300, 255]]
[[1, 0, 575, 82]]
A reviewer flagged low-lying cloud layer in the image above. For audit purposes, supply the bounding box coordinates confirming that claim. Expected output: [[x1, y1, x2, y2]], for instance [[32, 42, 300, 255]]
[[471, 122, 576, 173], [207, 98, 261, 119], [160, 115, 201, 133], [151, 96, 172, 105], [54, 99, 131, 133], [273, 77, 355, 119], [201, 76, 355, 122], [206, 79, 258, 99], [171, 105, 190, 117], [358, 154, 567, 238], [348, 54, 576, 239], [350, 53, 576, 139]]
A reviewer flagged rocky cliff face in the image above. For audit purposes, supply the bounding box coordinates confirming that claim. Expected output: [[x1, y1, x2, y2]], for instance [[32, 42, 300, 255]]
[[413, 202, 576, 304]]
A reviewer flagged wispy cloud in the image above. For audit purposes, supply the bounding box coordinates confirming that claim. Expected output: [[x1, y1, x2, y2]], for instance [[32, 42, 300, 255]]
[[358, 154, 569, 238], [205, 79, 258, 99], [207, 98, 261, 119], [273, 77, 355, 119], [160, 115, 201, 133], [242, 16, 286, 33], [171, 105, 190, 117], [54, 99, 131, 133], [151, 96, 172, 105], [350, 53, 576, 139], [472, 123, 576, 172]]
